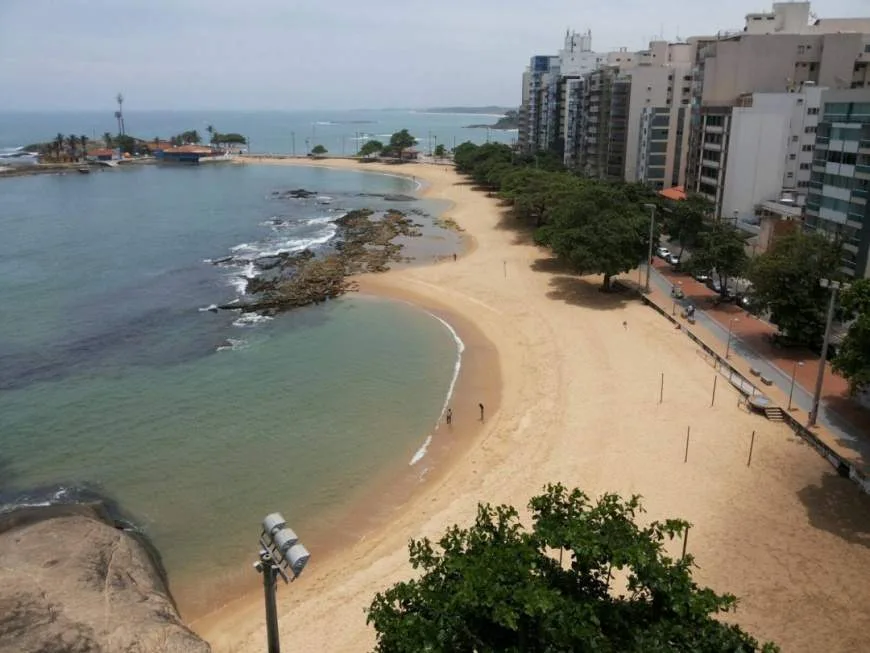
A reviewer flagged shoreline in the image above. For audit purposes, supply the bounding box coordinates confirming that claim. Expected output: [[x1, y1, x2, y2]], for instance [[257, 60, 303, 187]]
[[199, 157, 870, 652], [188, 158, 500, 637]]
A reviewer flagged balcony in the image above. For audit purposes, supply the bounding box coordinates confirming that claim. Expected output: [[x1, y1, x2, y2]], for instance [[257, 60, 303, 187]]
[[701, 159, 721, 169], [704, 125, 725, 134], [700, 175, 718, 186], [857, 164, 870, 178], [702, 142, 722, 152]]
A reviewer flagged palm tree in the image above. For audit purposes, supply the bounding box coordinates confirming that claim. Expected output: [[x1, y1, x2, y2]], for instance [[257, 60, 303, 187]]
[[66, 135, 79, 161], [54, 133, 65, 161], [206, 124, 215, 143], [103, 132, 113, 149], [190, 129, 201, 144], [80, 135, 88, 160]]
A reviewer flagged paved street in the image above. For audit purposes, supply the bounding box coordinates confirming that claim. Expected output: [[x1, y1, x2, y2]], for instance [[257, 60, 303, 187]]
[[645, 258, 870, 467]]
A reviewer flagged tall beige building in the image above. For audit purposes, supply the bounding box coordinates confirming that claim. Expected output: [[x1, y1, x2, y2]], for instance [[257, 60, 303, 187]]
[[686, 1, 870, 215]]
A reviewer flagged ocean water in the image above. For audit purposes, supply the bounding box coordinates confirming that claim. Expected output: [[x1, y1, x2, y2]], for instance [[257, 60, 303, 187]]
[[0, 162, 462, 616], [0, 109, 516, 154]]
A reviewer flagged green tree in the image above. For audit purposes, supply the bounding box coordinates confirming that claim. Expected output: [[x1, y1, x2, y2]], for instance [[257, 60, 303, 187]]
[[684, 221, 748, 295], [833, 279, 870, 394], [65, 134, 79, 160], [54, 133, 65, 160], [79, 135, 88, 159], [310, 144, 327, 155], [368, 484, 777, 653], [102, 132, 113, 149], [747, 231, 843, 347], [433, 143, 446, 159], [388, 129, 417, 160], [358, 140, 384, 157], [663, 193, 711, 258], [206, 124, 215, 142], [114, 134, 137, 154], [535, 184, 651, 291]]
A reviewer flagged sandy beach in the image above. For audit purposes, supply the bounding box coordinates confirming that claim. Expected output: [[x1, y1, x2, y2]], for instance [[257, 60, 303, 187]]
[[197, 158, 870, 652]]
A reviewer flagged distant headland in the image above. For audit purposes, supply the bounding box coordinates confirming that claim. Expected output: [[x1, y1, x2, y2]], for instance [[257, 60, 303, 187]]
[[464, 109, 519, 130]]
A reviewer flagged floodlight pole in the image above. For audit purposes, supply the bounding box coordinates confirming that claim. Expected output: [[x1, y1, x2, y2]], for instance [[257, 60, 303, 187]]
[[256, 551, 282, 653]]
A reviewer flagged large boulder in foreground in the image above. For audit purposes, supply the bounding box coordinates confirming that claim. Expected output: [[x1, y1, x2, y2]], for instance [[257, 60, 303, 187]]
[[0, 506, 209, 653]]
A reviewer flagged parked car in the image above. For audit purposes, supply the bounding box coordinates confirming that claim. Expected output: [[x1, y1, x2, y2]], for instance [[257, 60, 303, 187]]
[[693, 270, 711, 282], [656, 246, 671, 259], [706, 277, 722, 293], [667, 254, 680, 266]]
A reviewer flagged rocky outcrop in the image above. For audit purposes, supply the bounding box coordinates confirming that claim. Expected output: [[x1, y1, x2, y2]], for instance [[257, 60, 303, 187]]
[[0, 506, 209, 653]]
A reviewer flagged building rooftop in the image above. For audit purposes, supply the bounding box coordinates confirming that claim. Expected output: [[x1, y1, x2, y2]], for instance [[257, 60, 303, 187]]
[[659, 185, 687, 201]]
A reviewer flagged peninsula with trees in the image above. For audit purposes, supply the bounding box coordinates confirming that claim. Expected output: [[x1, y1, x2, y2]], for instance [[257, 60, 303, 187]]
[[465, 109, 520, 130]]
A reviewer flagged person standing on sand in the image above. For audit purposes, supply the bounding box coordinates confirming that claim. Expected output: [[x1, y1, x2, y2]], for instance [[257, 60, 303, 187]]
[[445, 408, 452, 426], [453, 253, 457, 262], [479, 403, 485, 421]]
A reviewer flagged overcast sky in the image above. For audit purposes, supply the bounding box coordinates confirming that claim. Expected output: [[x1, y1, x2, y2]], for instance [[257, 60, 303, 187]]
[[0, 0, 866, 111]]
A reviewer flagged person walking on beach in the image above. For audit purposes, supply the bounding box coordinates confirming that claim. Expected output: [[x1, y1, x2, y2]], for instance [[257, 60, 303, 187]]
[[623, 320, 628, 330], [453, 252, 457, 262], [445, 408, 452, 426], [479, 403, 485, 421]]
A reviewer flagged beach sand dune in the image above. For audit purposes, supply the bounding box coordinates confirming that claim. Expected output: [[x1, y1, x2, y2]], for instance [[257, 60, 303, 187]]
[[198, 159, 870, 653]]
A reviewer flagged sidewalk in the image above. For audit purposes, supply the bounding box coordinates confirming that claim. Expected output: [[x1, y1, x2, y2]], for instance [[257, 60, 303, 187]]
[[643, 260, 870, 469]]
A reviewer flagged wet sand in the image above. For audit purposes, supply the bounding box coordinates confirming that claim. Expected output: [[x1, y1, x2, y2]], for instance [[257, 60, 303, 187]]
[[197, 157, 870, 653]]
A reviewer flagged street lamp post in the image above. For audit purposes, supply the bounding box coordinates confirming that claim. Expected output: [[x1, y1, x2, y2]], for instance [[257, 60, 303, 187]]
[[642, 203, 656, 293], [256, 513, 310, 653], [724, 317, 739, 359], [787, 360, 805, 411], [808, 279, 846, 427]]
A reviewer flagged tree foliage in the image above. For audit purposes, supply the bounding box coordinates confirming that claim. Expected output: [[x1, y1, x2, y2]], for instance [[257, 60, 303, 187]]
[[368, 484, 777, 653], [683, 221, 748, 294], [663, 193, 711, 257], [535, 184, 652, 290], [433, 143, 446, 158], [211, 131, 247, 144], [833, 279, 870, 394], [359, 140, 385, 157], [310, 144, 328, 155], [747, 231, 843, 347], [387, 129, 417, 159]]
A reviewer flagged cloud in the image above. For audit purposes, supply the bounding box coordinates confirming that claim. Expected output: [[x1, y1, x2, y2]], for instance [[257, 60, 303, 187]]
[[0, 0, 867, 110]]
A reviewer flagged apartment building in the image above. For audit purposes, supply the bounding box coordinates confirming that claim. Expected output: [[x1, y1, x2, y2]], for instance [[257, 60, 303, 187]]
[[519, 31, 602, 158], [628, 41, 694, 188], [804, 89, 870, 279], [518, 55, 560, 153], [575, 66, 631, 180], [693, 84, 822, 219], [686, 1, 870, 215]]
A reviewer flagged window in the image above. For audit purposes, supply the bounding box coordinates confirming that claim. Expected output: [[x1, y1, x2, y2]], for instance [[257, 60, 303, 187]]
[[827, 151, 858, 165], [800, 163, 811, 170], [864, 44, 870, 53], [789, 153, 797, 160], [797, 45, 806, 54], [792, 135, 800, 142], [797, 98, 804, 104], [802, 144, 814, 151], [805, 126, 816, 134], [798, 180, 810, 188], [787, 172, 794, 178], [807, 107, 819, 115], [809, 62, 817, 72]]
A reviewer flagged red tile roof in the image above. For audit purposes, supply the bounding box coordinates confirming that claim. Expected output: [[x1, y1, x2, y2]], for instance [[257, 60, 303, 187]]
[[659, 185, 687, 201]]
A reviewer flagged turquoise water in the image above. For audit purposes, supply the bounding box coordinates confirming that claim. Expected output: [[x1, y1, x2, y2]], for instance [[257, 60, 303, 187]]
[[0, 163, 459, 615]]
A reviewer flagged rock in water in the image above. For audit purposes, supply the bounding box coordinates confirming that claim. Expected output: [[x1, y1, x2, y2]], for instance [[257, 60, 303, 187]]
[[0, 509, 210, 653]]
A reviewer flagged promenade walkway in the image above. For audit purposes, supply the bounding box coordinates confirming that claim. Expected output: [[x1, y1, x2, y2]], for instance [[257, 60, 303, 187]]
[[643, 259, 870, 470]]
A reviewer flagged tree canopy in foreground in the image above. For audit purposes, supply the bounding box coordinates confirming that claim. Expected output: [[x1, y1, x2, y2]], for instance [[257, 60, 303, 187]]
[[368, 484, 777, 652]]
